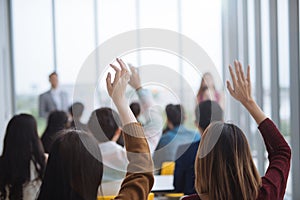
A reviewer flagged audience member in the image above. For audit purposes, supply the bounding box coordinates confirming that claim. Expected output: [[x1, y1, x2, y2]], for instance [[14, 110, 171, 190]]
[[88, 65, 162, 182], [153, 104, 200, 171], [87, 107, 126, 182], [38, 58, 154, 200], [38, 130, 102, 200], [39, 72, 69, 119], [182, 61, 291, 199], [69, 102, 88, 131], [128, 66, 163, 153], [196, 72, 223, 108], [174, 100, 223, 195], [130, 102, 141, 118], [41, 111, 69, 153], [0, 114, 46, 200]]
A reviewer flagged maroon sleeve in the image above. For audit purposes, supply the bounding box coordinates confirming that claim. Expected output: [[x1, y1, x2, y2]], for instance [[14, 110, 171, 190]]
[[257, 118, 291, 200]]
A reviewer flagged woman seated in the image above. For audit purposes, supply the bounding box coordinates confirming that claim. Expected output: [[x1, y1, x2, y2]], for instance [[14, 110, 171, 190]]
[[41, 110, 69, 153], [0, 114, 46, 200], [37, 58, 154, 200], [182, 61, 291, 200]]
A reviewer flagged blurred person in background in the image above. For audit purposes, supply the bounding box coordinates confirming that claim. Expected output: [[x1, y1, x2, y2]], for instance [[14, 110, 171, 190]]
[[69, 102, 88, 132], [39, 72, 69, 119], [174, 100, 223, 195], [196, 72, 223, 109], [153, 104, 200, 172], [41, 111, 69, 153]]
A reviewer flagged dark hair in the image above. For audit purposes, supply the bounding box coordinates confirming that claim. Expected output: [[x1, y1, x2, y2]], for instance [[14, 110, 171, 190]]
[[87, 108, 124, 146], [195, 100, 223, 130], [0, 114, 46, 199], [165, 104, 185, 127], [38, 130, 103, 200], [41, 111, 68, 153], [69, 102, 84, 119], [195, 122, 261, 199], [130, 102, 141, 118], [48, 72, 57, 79]]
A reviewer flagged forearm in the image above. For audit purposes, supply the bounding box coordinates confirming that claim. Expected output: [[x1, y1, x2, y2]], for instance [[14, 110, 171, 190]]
[[114, 99, 137, 125], [243, 99, 267, 125], [115, 123, 154, 200]]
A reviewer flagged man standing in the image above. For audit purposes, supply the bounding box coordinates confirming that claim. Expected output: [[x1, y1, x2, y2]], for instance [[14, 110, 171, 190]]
[[39, 72, 69, 118]]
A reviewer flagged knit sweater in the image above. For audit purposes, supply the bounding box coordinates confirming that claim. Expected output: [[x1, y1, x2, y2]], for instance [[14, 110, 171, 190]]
[[114, 122, 154, 200], [181, 118, 291, 200]]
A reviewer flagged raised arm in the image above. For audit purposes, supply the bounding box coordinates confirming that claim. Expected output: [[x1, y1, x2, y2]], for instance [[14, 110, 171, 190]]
[[226, 60, 266, 125], [226, 60, 291, 199], [128, 66, 163, 153], [106, 59, 136, 125], [106, 58, 154, 200]]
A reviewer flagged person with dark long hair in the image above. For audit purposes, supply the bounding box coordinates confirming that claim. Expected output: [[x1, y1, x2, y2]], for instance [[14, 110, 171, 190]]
[[0, 114, 46, 200], [37, 130, 103, 200], [41, 111, 69, 153], [182, 61, 291, 200], [37, 58, 154, 200]]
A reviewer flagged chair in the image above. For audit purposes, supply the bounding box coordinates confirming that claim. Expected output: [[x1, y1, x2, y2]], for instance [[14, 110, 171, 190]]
[[160, 161, 175, 175], [97, 192, 154, 200], [159, 161, 184, 199], [165, 193, 185, 199]]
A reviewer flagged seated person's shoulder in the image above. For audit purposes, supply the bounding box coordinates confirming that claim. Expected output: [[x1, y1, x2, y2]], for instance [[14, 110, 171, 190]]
[[176, 141, 200, 160], [181, 194, 200, 200]]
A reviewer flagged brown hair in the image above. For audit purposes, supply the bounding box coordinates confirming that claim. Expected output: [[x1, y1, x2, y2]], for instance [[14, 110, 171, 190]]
[[195, 122, 261, 200]]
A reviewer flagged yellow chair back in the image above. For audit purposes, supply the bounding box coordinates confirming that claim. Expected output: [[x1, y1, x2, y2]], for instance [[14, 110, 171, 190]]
[[98, 192, 154, 200], [161, 161, 175, 175]]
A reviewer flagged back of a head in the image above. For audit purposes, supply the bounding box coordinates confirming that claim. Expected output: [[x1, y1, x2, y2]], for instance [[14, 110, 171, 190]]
[[88, 108, 124, 146], [45, 111, 68, 133], [42, 111, 69, 153], [165, 104, 185, 127], [38, 130, 103, 200], [69, 102, 84, 119], [195, 100, 223, 131], [130, 102, 141, 118], [0, 114, 45, 199], [195, 122, 261, 200]]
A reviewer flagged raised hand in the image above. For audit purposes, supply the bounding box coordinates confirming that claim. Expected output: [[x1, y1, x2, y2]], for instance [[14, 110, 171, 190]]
[[106, 58, 130, 105], [226, 60, 266, 124], [226, 60, 253, 106], [128, 66, 142, 90], [106, 58, 137, 125]]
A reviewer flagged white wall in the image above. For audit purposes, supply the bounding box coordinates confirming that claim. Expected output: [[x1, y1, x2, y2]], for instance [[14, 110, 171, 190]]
[[0, 0, 14, 153]]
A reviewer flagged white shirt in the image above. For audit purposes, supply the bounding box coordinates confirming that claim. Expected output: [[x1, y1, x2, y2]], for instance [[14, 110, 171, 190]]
[[99, 89, 163, 182], [99, 141, 128, 182], [136, 89, 163, 153], [4, 161, 41, 200], [50, 88, 62, 110]]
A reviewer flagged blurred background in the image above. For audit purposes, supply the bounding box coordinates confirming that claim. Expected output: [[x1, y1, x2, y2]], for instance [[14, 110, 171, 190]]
[[0, 0, 299, 199]]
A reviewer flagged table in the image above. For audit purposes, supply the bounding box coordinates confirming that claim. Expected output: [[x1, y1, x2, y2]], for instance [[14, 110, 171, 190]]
[[100, 175, 175, 195]]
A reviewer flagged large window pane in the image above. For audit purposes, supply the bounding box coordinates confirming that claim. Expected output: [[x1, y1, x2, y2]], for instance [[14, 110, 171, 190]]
[[181, 0, 223, 76], [55, 0, 95, 86], [12, 0, 54, 131], [278, 0, 291, 197]]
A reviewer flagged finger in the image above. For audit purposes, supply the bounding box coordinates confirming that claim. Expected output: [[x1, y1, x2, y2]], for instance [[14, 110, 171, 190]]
[[229, 65, 237, 87], [106, 72, 112, 93], [110, 63, 121, 73], [246, 65, 251, 82], [110, 64, 121, 85], [226, 80, 235, 96], [234, 60, 242, 82], [130, 66, 137, 75], [239, 61, 246, 82], [117, 58, 127, 71]]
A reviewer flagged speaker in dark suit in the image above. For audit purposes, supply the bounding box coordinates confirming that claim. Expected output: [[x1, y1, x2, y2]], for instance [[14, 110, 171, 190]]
[[39, 72, 69, 118]]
